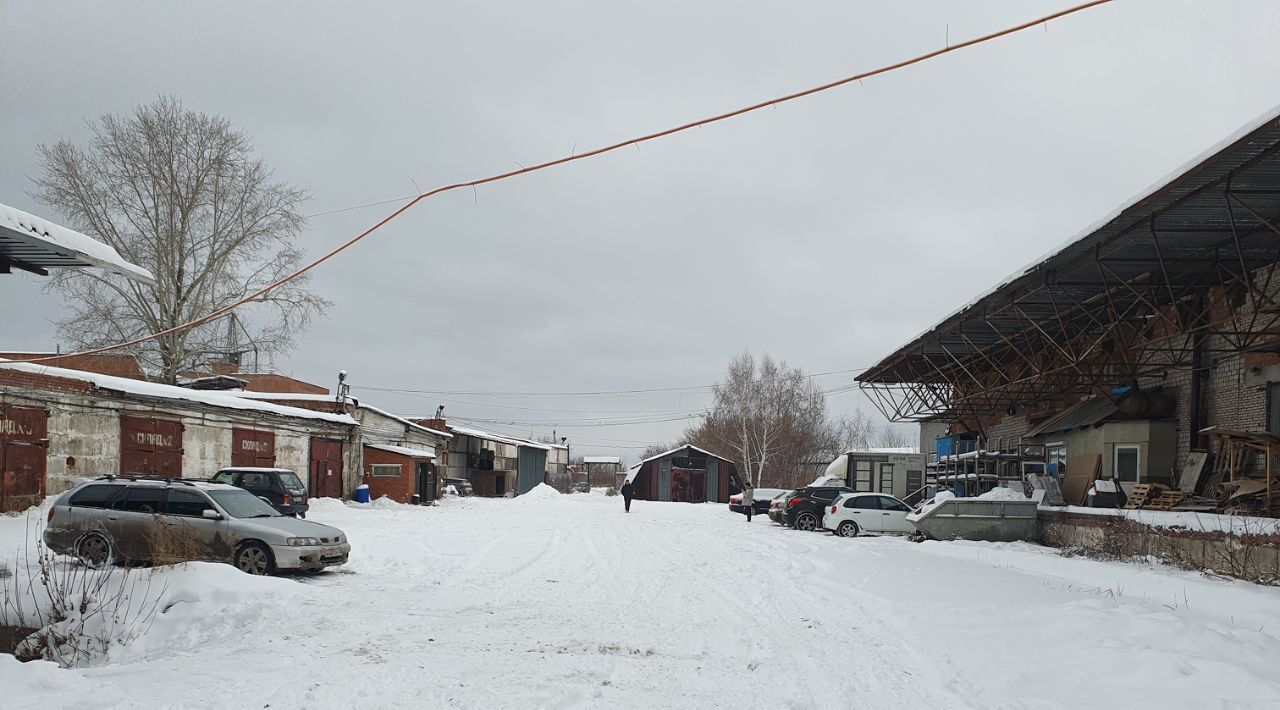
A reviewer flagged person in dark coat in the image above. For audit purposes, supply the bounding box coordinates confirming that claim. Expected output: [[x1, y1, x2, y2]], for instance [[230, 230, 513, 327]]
[[620, 481, 634, 512]]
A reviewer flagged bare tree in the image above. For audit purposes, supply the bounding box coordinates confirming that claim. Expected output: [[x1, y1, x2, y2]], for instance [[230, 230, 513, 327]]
[[33, 97, 329, 383], [874, 423, 914, 450], [637, 442, 674, 461], [696, 352, 828, 488], [828, 410, 875, 453]]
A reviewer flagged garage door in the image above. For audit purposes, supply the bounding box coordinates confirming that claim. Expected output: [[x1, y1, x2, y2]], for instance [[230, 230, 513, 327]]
[[231, 428, 276, 468], [1, 405, 48, 512], [120, 416, 183, 477]]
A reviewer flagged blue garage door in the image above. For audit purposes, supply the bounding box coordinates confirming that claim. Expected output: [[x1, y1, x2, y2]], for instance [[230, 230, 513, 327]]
[[517, 447, 548, 495], [706, 458, 719, 503]]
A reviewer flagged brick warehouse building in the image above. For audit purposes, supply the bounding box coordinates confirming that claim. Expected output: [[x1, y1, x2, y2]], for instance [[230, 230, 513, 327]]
[[0, 359, 357, 512], [857, 106, 1280, 512], [226, 393, 451, 504]]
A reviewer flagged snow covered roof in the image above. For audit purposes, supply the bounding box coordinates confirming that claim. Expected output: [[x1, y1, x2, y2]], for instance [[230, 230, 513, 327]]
[[0, 201, 155, 283], [865, 447, 920, 454], [583, 456, 622, 464], [365, 443, 436, 459], [0, 359, 356, 425], [636, 444, 734, 468], [447, 425, 552, 450], [226, 392, 451, 438]]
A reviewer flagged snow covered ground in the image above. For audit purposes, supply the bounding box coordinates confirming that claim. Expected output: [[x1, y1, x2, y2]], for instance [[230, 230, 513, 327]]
[[3, 490, 1280, 709]]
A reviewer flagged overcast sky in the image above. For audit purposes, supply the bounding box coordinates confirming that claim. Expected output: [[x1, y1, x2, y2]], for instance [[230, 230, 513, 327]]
[[3, 1, 1279, 462]]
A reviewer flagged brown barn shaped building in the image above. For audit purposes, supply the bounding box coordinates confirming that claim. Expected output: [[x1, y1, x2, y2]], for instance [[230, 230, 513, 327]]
[[626, 445, 740, 504]]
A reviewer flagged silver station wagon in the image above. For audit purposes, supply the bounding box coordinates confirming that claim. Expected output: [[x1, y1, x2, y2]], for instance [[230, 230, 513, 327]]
[[44, 477, 351, 575]]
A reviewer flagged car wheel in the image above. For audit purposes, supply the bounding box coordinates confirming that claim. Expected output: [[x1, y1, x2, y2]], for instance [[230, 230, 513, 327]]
[[74, 532, 114, 569], [838, 521, 860, 538], [796, 513, 818, 532], [235, 542, 275, 576]]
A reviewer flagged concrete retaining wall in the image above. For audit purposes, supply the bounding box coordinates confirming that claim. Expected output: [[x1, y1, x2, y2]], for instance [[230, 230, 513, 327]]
[[1039, 509, 1280, 585]]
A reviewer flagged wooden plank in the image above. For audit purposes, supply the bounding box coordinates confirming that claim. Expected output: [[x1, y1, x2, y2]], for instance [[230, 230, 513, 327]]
[[1177, 451, 1209, 493]]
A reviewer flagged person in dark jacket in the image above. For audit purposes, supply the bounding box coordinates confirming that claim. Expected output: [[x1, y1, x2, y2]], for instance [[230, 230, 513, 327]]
[[620, 481, 634, 512]]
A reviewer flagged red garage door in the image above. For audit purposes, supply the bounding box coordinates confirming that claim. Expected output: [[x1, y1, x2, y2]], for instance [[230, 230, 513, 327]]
[[1, 405, 48, 513], [120, 416, 183, 477], [232, 428, 276, 468], [310, 438, 343, 499]]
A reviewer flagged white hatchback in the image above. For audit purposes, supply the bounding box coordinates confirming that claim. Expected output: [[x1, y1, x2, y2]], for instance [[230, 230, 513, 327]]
[[822, 493, 915, 537]]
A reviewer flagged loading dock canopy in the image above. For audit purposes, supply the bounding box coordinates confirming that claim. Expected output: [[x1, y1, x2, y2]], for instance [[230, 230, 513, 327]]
[[858, 105, 1280, 422], [0, 201, 154, 283]]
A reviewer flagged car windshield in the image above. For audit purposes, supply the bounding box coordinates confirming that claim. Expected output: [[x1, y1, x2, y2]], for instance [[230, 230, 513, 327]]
[[209, 489, 282, 518], [278, 472, 304, 489]]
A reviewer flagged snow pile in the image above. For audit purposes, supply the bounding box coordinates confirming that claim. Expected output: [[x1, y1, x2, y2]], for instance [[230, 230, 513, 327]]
[[518, 483, 561, 500], [976, 487, 1029, 502], [305, 497, 349, 515], [911, 490, 956, 518]]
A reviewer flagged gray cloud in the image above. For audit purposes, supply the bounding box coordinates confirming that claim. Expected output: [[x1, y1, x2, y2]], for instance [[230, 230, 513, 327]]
[[3, 0, 1279, 458]]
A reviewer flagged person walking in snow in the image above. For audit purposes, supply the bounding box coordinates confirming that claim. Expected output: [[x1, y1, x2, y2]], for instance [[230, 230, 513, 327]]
[[620, 480, 634, 513], [742, 482, 754, 522]]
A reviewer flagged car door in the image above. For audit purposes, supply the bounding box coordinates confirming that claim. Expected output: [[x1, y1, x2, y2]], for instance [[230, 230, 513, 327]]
[[844, 495, 884, 532], [157, 488, 230, 563], [108, 485, 166, 561], [877, 496, 915, 534], [236, 472, 277, 506]]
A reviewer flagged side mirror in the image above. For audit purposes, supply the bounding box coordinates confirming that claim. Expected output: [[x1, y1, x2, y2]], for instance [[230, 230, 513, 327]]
[[202, 509, 222, 520]]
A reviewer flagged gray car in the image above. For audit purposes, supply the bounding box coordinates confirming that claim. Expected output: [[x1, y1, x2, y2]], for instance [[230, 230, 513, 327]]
[[44, 477, 351, 575]]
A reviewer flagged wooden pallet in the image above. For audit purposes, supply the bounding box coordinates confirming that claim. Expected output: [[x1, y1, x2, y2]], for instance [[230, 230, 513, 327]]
[[1145, 491, 1187, 511], [1124, 483, 1170, 509]]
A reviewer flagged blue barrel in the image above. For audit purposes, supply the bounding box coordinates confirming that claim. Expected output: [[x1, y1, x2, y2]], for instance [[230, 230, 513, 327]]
[[355, 484, 371, 504]]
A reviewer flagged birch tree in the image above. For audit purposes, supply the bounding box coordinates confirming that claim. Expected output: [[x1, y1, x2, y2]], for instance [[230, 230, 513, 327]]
[[701, 352, 827, 488], [33, 97, 329, 383]]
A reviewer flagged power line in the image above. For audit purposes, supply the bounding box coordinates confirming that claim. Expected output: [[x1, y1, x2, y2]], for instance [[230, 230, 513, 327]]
[[10, 0, 1115, 366], [351, 366, 873, 399]]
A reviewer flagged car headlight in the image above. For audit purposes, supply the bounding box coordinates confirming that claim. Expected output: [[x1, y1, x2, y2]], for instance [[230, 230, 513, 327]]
[[287, 537, 321, 547]]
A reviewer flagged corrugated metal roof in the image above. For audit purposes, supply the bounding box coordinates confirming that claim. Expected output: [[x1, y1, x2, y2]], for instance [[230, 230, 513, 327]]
[[1024, 397, 1121, 438], [859, 104, 1280, 385]]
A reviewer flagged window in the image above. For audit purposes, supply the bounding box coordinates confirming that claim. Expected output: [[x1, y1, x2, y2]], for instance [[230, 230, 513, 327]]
[[163, 489, 213, 517], [1046, 443, 1067, 478], [211, 471, 235, 485], [208, 489, 279, 519], [811, 489, 841, 502], [237, 472, 273, 490], [1115, 445, 1141, 483], [881, 498, 912, 513], [845, 496, 881, 509], [371, 464, 402, 478], [116, 486, 164, 513], [878, 463, 894, 494], [853, 461, 873, 492], [68, 484, 123, 509]]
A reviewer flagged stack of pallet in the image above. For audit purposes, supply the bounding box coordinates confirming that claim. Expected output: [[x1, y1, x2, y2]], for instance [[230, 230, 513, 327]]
[[1124, 483, 1169, 509], [1146, 490, 1187, 510]]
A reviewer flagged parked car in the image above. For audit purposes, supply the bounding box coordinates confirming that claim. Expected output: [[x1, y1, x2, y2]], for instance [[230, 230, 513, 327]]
[[44, 477, 351, 575], [211, 467, 308, 518], [573, 482, 591, 493], [781, 486, 853, 531], [728, 488, 786, 516], [767, 490, 800, 524], [823, 492, 915, 537], [443, 477, 473, 496]]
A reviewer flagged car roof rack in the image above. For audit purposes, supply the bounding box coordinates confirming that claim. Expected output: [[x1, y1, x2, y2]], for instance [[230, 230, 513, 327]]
[[93, 475, 198, 487]]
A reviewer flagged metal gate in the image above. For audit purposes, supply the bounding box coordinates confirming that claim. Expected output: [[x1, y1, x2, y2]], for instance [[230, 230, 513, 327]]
[[416, 461, 437, 502], [706, 458, 720, 503], [309, 438, 344, 499], [516, 447, 547, 495], [120, 416, 183, 477], [231, 428, 276, 468], [657, 458, 672, 502], [1, 405, 47, 512]]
